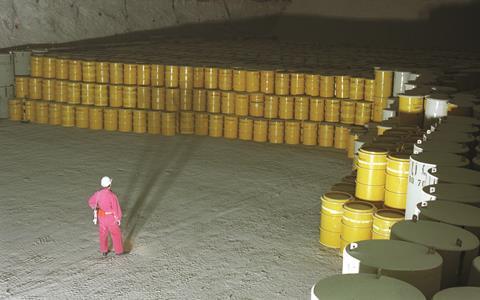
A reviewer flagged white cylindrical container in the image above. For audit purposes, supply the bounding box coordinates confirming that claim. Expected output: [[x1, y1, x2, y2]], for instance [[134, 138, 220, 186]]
[[393, 71, 411, 97], [382, 109, 396, 120], [425, 94, 449, 119]]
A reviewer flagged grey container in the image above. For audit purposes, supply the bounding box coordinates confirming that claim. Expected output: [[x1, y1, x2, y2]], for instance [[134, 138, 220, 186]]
[[343, 239, 442, 299], [432, 287, 480, 299], [0, 85, 15, 119], [427, 167, 479, 186], [0, 53, 14, 86], [391, 220, 479, 289], [311, 273, 425, 300], [11, 50, 31, 76], [469, 256, 480, 286], [422, 184, 480, 207]]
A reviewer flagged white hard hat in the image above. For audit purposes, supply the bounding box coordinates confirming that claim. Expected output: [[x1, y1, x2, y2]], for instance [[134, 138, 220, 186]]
[[100, 176, 112, 188]]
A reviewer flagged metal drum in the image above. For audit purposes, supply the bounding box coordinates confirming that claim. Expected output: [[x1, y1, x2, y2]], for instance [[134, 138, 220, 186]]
[[165, 88, 180, 111], [319, 191, 353, 249], [384, 153, 410, 210], [319, 75, 334, 98], [15, 76, 28, 98], [95, 61, 110, 84], [118, 108, 133, 133], [179, 111, 194, 135], [285, 120, 300, 145], [94, 83, 108, 107], [81, 82, 95, 105], [354, 101, 371, 126], [340, 100, 355, 124], [48, 102, 62, 125], [305, 73, 320, 97], [253, 118, 268, 143], [123, 63, 137, 85], [234, 92, 249, 116], [238, 117, 253, 141], [349, 77, 365, 100], [364, 79, 375, 101], [278, 96, 294, 120], [223, 115, 239, 139], [334, 124, 349, 150], [132, 109, 147, 133], [179, 66, 193, 90], [324, 98, 341, 123], [61, 104, 75, 127], [82, 60, 96, 83], [372, 209, 404, 239], [207, 90, 221, 113], [274, 71, 290, 95], [41, 78, 55, 101], [249, 93, 264, 117], [309, 97, 325, 121], [302, 121, 318, 146], [89, 106, 103, 130], [147, 110, 161, 134], [8, 99, 22, 121], [208, 113, 223, 138], [104, 108, 118, 131], [194, 112, 209, 136], [264, 95, 279, 119], [218, 68, 232, 91], [55, 57, 69, 80], [432, 287, 480, 300], [246, 70, 260, 93], [290, 72, 305, 95], [192, 89, 206, 112], [268, 119, 284, 144], [193, 66, 204, 88], [260, 70, 274, 94], [179, 88, 192, 111], [161, 111, 177, 136], [294, 96, 309, 121], [232, 68, 246, 92], [110, 62, 123, 85], [68, 59, 82, 81], [340, 201, 375, 252], [151, 64, 165, 87], [28, 77, 42, 100], [335, 75, 350, 99], [165, 65, 179, 88], [122, 85, 137, 108], [318, 122, 334, 147], [109, 85, 123, 108], [75, 105, 89, 128], [204, 67, 218, 90], [42, 56, 56, 79], [374, 69, 393, 98]]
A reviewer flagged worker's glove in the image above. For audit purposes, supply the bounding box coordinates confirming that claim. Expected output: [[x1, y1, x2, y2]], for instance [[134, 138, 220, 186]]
[[115, 220, 121, 226]]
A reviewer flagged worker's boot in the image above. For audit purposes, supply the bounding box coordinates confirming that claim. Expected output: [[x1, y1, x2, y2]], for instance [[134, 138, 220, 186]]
[[102, 252, 108, 257]]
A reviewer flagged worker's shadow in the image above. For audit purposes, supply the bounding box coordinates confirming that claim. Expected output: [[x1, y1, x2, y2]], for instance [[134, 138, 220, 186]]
[[122, 135, 201, 253]]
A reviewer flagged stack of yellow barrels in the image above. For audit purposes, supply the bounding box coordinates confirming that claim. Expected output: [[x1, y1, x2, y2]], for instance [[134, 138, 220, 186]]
[[319, 192, 354, 249], [355, 146, 388, 206], [384, 153, 410, 210]]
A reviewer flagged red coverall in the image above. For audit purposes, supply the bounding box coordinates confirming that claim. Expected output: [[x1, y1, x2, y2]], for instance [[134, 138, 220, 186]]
[[88, 188, 124, 254]]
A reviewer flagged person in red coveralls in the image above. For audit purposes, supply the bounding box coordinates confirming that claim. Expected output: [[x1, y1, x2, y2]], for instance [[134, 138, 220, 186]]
[[88, 176, 124, 256]]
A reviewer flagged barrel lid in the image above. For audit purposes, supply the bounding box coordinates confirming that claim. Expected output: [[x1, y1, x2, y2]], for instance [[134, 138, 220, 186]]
[[312, 274, 426, 300], [427, 167, 479, 185], [415, 141, 470, 154], [322, 191, 353, 201], [388, 152, 410, 161], [418, 201, 480, 228], [375, 209, 404, 220], [344, 201, 375, 213], [445, 116, 480, 126], [426, 93, 450, 101], [410, 152, 468, 166], [422, 183, 480, 205], [360, 146, 388, 155], [392, 220, 479, 251], [432, 287, 480, 300], [346, 240, 442, 271]]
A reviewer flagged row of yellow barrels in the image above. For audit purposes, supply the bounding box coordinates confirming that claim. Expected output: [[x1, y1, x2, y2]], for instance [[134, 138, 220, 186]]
[[9, 99, 363, 148], [30, 55, 390, 99], [355, 147, 410, 209], [15, 77, 374, 124], [319, 191, 404, 251]]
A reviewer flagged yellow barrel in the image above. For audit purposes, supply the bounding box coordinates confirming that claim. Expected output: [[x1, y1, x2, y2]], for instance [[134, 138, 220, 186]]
[[132, 109, 147, 133], [357, 146, 388, 169], [334, 124, 350, 150], [161, 111, 177, 136], [372, 97, 388, 122], [285, 120, 301, 145], [340, 100, 356, 124], [179, 65, 193, 89], [318, 122, 335, 147], [264, 95, 279, 119], [192, 89, 207, 112], [15, 76, 29, 98], [75, 105, 89, 128], [320, 75, 335, 97], [350, 77, 365, 100], [151, 64, 164, 87], [165, 88, 180, 111], [82, 60, 96, 82], [23, 100, 35, 122], [95, 61, 109, 84], [340, 201, 375, 251], [28, 77, 42, 100], [109, 62, 123, 84], [335, 75, 350, 99], [399, 95, 424, 113], [320, 191, 354, 248], [48, 102, 62, 125], [235, 92, 249, 116], [137, 86, 151, 109], [89, 106, 103, 130], [372, 209, 404, 240], [123, 63, 137, 85], [294, 96, 309, 121], [305, 73, 320, 96], [55, 57, 69, 80], [384, 153, 410, 210], [123, 85, 137, 108], [118, 108, 133, 132], [278, 96, 294, 119], [81, 82, 95, 105], [309, 97, 325, 121], [61, 104, 75, 127], [355, 181, 386, 202], [253, 118, 268, 142], [268, 119, 284, 144], [41, 79, 55, 101], [355, 146, 388, 201], [42, 56, 56, 78], [54, 80, 68, 102], [209, 113, 223, 138], [364, 79, 375, 101], [290, 72, 305, 95], [147, 110, 161, 134], [246, 70, 260, 92], [137, 63, 151, 86], [151, 87, 165, 110], [179, 88, 192, 111], [354, 101, 372, 126], [68, 59, 82, 81], [193, 66, 204, 88], [260, 70, 275, 94], [207, 90, 221, 113], [249, 93, 264, 117], [204, 67, 218, 90], [233, 68, 246, 92], [224, 114, 239, 139], [180, 111, 194, 134], [218, 68, 232, 91], [325, 98, 341, 122], [302, 121, 318, 146], [238, 117, 253, 141], [275, 71, 290, 95], [194, 112, 209, 136], [30, 55, 43, 77], [109, 85, 123, 108], [357, 166, 386, 186], [94, 83, 109, 107], [8, 99, 22, 121], [221, 91, 235, 114], [374, 69, 393, 98], [104, 108, 118, 131], [67, 81, 81, 104]]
